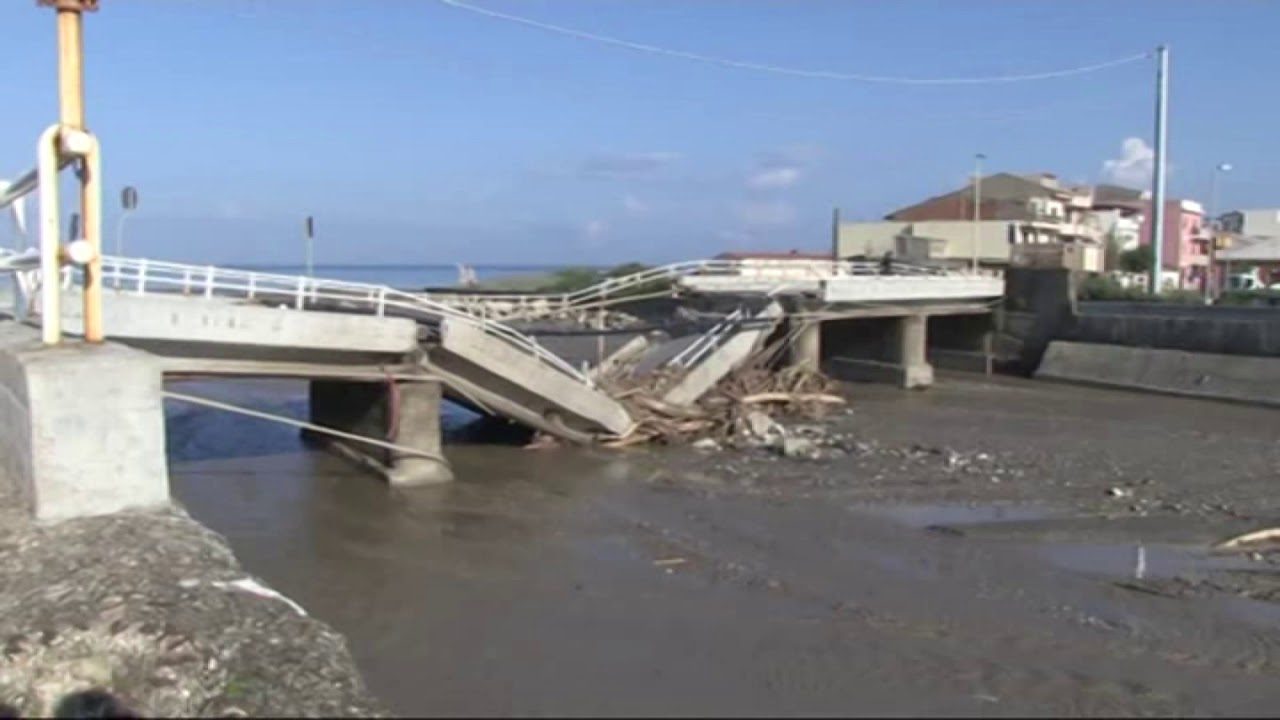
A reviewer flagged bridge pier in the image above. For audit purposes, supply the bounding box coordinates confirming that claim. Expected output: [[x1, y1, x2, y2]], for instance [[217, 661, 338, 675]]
[[788, 319, 822, 372], [825, 313, 934, 390], [307, 376, 453, 486], [894, 314, 934, 389]]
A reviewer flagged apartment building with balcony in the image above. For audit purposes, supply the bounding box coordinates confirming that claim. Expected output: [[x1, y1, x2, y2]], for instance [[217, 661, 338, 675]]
[[1138, 198, 1208, 291], [835, 172, 1105, 271]]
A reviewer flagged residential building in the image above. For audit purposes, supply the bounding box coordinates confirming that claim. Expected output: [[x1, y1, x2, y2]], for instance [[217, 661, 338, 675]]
[[1090, 184, 1146, 253], [837, 172, 1106, 271], [1220, 209, 1280, 238], [838, 219, 1019, 268], [1138, 198, 1208, 291], [884, 172, 1102, 245], [1215, 236, 1280, 289]]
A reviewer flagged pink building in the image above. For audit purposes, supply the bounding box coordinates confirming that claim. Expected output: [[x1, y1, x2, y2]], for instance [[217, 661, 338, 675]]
[[1139, 198, 1208, 290]]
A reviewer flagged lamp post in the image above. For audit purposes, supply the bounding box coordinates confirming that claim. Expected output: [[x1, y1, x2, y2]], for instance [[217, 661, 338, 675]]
[[1205, 162, 1231, 301], [971, 153, 985, 273], [116, 185, 137, 257], [304, 215, 315, 277]]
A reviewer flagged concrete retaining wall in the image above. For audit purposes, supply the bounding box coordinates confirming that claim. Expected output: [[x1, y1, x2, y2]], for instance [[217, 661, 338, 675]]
[[1068, 302, 1280, 357], [998, 268, 1077, 374], [0, 322, 170, 522], [1036, 340, 1280, 407]]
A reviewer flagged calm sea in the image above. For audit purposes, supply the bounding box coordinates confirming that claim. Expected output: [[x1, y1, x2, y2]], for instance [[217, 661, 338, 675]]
[[227, 263, 577, 290]]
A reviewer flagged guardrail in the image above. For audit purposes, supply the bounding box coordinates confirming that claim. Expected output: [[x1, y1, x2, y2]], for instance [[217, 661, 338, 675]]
[[2, 252, 595, 387], [420, 258, 953, 321]]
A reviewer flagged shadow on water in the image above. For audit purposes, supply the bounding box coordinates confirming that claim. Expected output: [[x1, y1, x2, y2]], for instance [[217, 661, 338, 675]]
[[164, 378, 523, 464]]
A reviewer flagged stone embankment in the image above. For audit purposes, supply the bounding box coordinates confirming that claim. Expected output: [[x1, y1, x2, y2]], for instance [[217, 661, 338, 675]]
[[0, 482, 384, 717]]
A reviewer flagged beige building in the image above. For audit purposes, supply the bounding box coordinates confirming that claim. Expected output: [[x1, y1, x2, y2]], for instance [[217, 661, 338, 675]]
[[836, 173, 1121, 273], [836, 218, 1104, 272], [1220, 209, 1280, 238]]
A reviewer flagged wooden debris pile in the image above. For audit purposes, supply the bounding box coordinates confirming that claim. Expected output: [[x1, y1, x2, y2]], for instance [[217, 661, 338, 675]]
[[601, 354, 845, 449]]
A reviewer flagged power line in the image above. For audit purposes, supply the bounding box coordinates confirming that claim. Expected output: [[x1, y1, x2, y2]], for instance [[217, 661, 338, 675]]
[[439, 0, 1151, 85]]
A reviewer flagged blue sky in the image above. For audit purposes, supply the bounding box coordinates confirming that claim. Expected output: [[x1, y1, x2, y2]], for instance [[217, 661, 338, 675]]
[[2, 0, 1277, 265]]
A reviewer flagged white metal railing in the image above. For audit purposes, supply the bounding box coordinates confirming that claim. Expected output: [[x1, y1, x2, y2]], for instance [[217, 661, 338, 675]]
[[4, 253, 594, 387], [418, 258, 952, 321]]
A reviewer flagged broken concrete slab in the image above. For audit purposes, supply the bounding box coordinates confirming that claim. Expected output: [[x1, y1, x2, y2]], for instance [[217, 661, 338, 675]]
[[435, 317, 634, 437], [662, 302, 784, 407]]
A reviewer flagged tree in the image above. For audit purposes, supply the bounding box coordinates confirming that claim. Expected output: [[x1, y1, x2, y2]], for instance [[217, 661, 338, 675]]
[[1118, 245, 1153, 274]]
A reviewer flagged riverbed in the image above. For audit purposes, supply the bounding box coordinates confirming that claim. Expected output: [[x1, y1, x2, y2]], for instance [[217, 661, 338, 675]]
[[168, 374, 1280, 716]]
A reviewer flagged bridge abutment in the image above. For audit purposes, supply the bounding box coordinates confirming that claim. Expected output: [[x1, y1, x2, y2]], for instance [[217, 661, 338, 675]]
[[307, 376, 453, 486], [0, 322, 170, 522]]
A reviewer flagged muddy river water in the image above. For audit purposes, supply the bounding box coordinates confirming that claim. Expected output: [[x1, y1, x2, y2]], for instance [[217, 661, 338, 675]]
[[167, 376, 1280, 716]]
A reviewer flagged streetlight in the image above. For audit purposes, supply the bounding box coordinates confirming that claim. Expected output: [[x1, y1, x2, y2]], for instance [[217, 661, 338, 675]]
[[303, 215, 315, 277], [116, 185, 137, 257], [972, 153, 986, 273], [1205, 162, 1231, 301]]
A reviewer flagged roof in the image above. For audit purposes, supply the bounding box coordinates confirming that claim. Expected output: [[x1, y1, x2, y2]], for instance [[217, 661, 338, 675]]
[[885, 172, 1072, 221], [1092, 183, 1147, 210]]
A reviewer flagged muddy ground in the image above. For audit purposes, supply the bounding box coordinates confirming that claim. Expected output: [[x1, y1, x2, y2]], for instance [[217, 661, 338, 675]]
[[168, 372, 1280, 717]]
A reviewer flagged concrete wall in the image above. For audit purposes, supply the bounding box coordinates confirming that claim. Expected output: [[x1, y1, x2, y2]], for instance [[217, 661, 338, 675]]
[[997, 268, 1077, 374], [0, 322, 169, 522], [836, 220, 1013, 263], [1037, 341, 1280, 407], [1066, 302, 1280, 357]]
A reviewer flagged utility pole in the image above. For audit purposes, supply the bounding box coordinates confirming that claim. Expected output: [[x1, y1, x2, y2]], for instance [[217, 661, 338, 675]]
[[304, 215, 315, 277], [39, 0, 103, 343], [1148, 45, 1169, 295], [1205, 162, 1231, 301], [972, 153, 985, 273]]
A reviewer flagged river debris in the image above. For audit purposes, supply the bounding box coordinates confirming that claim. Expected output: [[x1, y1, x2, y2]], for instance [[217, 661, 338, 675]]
[[602, 363, 846, 450], [1212, 527, 1280, 555]]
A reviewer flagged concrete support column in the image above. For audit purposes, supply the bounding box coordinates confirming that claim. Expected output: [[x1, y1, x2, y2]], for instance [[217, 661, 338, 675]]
[[788, 320, 822, 372], [308, 377, 453, 486], [893, 314, 934, 389]]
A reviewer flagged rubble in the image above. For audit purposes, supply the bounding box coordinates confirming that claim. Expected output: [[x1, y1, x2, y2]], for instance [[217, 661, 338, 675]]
[[601, 362, 846, 450]]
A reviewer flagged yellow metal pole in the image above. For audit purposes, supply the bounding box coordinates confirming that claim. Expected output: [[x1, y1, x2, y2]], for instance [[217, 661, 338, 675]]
[[54, 4, 86, 129], [40, 0, 102, 341]]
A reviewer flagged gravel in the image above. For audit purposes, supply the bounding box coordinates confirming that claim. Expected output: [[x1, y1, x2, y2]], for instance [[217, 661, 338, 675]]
[[0, 481, 384, 717]]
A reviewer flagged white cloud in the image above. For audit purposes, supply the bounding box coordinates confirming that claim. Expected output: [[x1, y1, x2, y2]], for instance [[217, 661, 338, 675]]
[[744, 145, 819, 190], [1102, 137, 1155, 188], [582, 219, 608, 246], [580, 151, 682, 180], [747, 166, 801, 190], [739, 200, 796, 227], [622, 193, 648, 216]]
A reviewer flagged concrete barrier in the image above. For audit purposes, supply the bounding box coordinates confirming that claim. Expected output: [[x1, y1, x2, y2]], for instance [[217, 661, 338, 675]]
[[0, 322, 170, 522], [1035, 340, 1280, 407]]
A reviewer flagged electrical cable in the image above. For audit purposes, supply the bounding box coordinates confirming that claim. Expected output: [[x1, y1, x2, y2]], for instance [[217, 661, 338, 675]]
[[439, 0, 1151, 85]]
